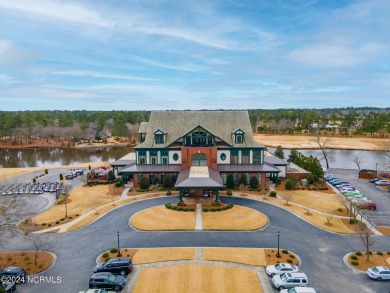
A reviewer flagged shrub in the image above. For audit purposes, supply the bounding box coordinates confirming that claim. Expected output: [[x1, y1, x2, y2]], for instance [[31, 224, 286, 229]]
[[177, 206, 183, 211], [287, 258, 293, 263], [152, 176, 159, 185], [42, 223, 46, 226], [139, 176, 149, 190], [285, 179, 293, 190], [282, 249, 288, 254], [269, 191, 277, 197], [211, 208, 216, 212], [307, 173, 315, 184], [45, 169, 48, 174], [162, 175, 173, 188], [171, 206, 177, 210], [76, 214, 79, 217], [55, 221, 60, 224], [351, 255, 358, 260], [217, 207, 222, 211], [59, 173, 63, 180], [338, 208, 343, 212], [60, 218, 65, 221], [102, 252, 109, 258], [115, 178, 123, 187], [183, 207, 189, 212], [226, 174, 235, 189], [189, 208, 195, 212], [355, 252, 362, 256], [110, 248, 118, 253], [289, 255, 295, 259], [222, 206, 228, 210], [32, 178, 36, 183], [104, 257, 111, 262], [227, 190, 232, 196], [228, 203, 234, 208], [203, 208, 209, 212], [387, 252, 390, 255], [351, 261, 359, 266], [48, 223, 52, 226], [377, 251, 383, 255], [166, 190, 171, 195], [238, 175, 248, 186]]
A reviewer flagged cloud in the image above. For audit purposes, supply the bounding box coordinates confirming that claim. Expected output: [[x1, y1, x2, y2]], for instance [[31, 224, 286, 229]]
[[52, 70, 157, 81], [288, 42, 383, 68], [0, 0, 112, 27]]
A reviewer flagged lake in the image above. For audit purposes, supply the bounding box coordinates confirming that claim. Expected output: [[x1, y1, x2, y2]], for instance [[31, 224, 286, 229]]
[[0, 147, 133, 168], [268, 147, 387, 171]]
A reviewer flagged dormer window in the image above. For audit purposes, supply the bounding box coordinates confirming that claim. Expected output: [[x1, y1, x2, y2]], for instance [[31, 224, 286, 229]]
[[234, 129, 245, 144], [154, 129, 165, 144]]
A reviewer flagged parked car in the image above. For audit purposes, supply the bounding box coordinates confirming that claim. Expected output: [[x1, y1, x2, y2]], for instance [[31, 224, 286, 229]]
[[369, 178, 380, 183], [65, 174, 76, 180], [367, 266, 390, 280], [379, 172, 390, 178], [354, 200, 376, 210], [375, 180, 390, 186], [341, 188, 359, 194], [266, 263, 299, 276], [89, 272, 126, 291], [280, 287, 317, 293], [0, 267, 26, 284], [75, 169, 84, 175], [79, 289, 115, 293], [344, 192, 365, 198], [272, 272, 309, 290], [324, 174, 333, 180], [94, 257, 133, 276], [0, 281, 16, 293]]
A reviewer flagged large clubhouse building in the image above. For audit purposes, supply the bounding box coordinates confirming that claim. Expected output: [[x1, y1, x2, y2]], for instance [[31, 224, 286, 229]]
[[112, 110, 288, 202]]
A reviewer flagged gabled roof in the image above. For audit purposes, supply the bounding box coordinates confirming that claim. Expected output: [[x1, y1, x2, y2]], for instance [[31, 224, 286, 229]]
[[135, 110, 264, 149], [138, 122, 148, 133]]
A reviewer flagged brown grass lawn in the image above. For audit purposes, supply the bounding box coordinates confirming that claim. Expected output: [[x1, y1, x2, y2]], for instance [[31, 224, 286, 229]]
[[0, 252, 53, 274], [203, 248, 266, 266], [375, 226, 390, 235], [348, 252, 390, 271], [130, 206, 196, 230], [132, 264, 263, 293], [202, 206, 267, 230], [32, 184, 120, 225], [235, 193, 356, 234], [277, 190, 347, 215], [133, 248, 194, 264]]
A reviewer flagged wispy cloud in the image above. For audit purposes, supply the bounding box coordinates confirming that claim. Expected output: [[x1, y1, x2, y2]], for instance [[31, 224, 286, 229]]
[[52, 70, 158, 81]]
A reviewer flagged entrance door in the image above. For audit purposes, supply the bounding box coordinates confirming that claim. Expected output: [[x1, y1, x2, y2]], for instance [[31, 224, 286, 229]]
[[191, 153, 207, 166]]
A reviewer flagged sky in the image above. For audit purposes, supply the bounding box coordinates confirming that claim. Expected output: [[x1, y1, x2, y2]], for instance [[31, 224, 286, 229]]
[[0, 0, 389, 111]]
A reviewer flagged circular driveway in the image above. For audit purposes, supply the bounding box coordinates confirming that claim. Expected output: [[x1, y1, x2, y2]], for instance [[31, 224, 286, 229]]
[[4, 196, 390, 293]]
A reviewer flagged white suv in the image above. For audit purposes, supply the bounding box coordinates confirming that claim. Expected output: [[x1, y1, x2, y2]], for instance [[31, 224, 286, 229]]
[[280, 287, 317, 293], [272, 272, 309, 290]]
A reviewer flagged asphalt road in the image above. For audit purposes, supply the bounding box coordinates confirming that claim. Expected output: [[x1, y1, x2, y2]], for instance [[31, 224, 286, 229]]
[[2, 194, 389, 293]]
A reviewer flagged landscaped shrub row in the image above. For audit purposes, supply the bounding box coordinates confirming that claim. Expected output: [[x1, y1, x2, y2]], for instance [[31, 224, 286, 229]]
[[165, 203, 195, 212], [203, 204, 234, 212]]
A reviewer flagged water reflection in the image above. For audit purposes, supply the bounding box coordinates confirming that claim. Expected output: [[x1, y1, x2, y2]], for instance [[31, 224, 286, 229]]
[[0, 147, 133, 168]]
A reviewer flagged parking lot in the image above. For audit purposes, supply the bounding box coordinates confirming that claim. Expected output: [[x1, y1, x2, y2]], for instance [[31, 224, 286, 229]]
[[329, 168, 390, 227]]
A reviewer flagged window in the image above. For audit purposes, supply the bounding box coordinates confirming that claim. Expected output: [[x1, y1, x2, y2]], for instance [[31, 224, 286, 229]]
[[253, 150, 262, 164], [235, 134, 243, 144], [150, 151, 157, 164], [155, 134, 164, 144], [233, 173, 239, 184], [161, 151, 168, 164], [221, 174, 227, 184], [139, 133, 146, 143], [173, 153, 179, 161], [192, 131, 206, 146], [231, 150, 238, 164], [192, 153, 207, 166], [220, 153, 226, 161], [138, 151, 146, 164], [257, 173, 261, 184], [242, 150, 250, 164]]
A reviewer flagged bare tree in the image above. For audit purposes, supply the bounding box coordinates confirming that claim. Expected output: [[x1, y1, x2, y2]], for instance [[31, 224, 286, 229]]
[[0, 195, 28, 246], [284, 192, 292, 206], [355, 222, 375, 261], [24, 232, 53, 265], [312, 134, 334, 169], [379, 141, 390, 170], [351, 152, 365, 171], [325, 211, 334, 226]]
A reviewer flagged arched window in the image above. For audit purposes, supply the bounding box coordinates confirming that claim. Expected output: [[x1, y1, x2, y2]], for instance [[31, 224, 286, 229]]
[[191, 153, 207, 166]]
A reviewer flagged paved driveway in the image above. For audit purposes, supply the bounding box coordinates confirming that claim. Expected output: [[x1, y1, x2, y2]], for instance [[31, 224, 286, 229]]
[[329, 168, 390, 227], [2, 195, 389, 293]]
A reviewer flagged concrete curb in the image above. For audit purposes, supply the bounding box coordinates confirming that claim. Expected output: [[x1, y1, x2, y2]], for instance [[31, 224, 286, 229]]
[[342, 252, 367, 273]]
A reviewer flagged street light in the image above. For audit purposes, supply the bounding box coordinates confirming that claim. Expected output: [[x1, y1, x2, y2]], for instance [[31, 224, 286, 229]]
[[276, 231, 281, 258], [376, 163, 379, 177], [117, 231, 122, 257]]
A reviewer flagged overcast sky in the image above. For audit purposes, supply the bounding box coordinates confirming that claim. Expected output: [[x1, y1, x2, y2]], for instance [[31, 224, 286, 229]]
[[0, 0, 389, 111]]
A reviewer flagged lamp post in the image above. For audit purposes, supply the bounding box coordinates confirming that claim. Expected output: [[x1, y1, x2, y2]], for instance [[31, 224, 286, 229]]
[[376, 163, 379, 177], [276, 231, 281, 258], [117, 231, 122, 257]]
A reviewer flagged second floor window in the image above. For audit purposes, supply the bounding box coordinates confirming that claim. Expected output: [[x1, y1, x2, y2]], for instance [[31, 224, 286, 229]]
[[155, 134, 164, 144]]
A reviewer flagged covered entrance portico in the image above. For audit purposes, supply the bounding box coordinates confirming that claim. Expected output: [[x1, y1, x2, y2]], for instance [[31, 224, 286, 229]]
[[175, 166, 223, 203]]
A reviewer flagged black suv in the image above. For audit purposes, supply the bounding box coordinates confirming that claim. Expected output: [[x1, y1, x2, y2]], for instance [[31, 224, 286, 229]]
[[0, 267, 26, 284], [94, 258, 133, 276], [89, 272, 126, 292]]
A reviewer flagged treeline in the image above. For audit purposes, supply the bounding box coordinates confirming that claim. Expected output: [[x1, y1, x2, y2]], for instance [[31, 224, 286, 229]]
[[1, 108, 389, 146], [0, 110, 150, 145], [248, 107, 390, 136]]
